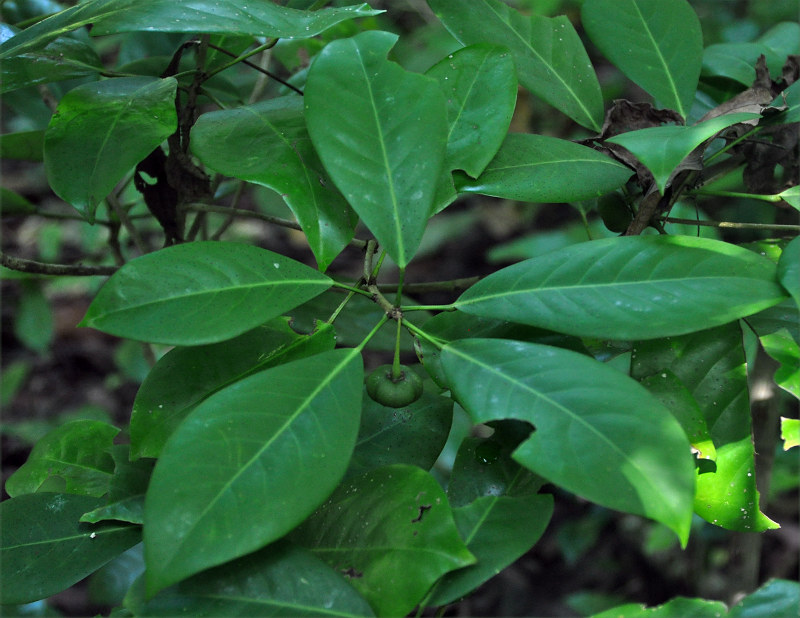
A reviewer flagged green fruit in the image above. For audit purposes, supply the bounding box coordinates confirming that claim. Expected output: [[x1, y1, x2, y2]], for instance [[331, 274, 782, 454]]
[[366, 364, 424, 408], [597, 193, 633, 233]]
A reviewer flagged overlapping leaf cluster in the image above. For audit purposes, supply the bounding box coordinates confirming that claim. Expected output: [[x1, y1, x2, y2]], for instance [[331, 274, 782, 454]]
[[1, 0, 798, 616]]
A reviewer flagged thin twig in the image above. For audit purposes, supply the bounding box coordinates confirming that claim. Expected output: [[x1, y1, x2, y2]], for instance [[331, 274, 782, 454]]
[[184, 202, 369, 249], [660, 217, 800, 231], [1, 251, 117, 276]]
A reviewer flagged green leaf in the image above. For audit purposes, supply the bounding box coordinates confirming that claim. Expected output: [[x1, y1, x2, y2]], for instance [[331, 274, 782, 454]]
[[448, 429, 547, 502], [130, 318, 336, 459], [0, 0, 132, 59], [81, 242, 332, 346], [0, 493, 141, 605], [729, 579, 800, 618], [759, 329, 800, 399], [5, 420, 118, 498], [1, 187, 36, 215], [702, 43, 779, 87], [0, 129, 45, 161], [440, 339, 695, 544], [191, 98, 357, 271], [747, 299, 800, 399], [126, 541, 374, 617], [80, 445, 154, 525], [778, 236, 800, 309], [305, 30, 449, 268], [429, 0, 603, 131], [144, 348, 363, 595], [581, 0, 702, 118], [44, 76, 177, 221], [1, 36, 103, 93], [418, 310, 586, 391], [426, 44, 517, 178], [293, 464, 475, 617], [455, 133, 632, 202], [91, 2, 383, 37], [779, 186, 800, 210], [455, 235, 787, 340], [605, 112, 761, 193], [639, 370, 716, 461], [631, 324, 779, 532], [594, 597, 728, 618], [347, 388, 453, 477], [781, 418, 800, 451], [427, 493, 553, 607]]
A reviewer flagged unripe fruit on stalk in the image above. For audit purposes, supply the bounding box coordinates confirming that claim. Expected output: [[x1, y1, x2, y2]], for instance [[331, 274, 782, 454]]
[[366, 364, 424, 408], [597, 192, 632, 233]]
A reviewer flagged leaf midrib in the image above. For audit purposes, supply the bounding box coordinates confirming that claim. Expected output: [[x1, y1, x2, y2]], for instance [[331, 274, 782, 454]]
[[485, 2, 596, 128], [457, 274, 762, 306]]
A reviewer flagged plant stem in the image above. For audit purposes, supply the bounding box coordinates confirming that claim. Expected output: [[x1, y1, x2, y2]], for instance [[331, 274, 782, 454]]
[[400, 304, 457, 313], [0, 252, 117, 276], [660, 217, 800, 231], [403, 319, 448, 350], [204, 39, 279, 82], [392, 318, 403, 380], [705, 125, 761, 165], [354, 315, 389, 353], [381, 277, 480, 294], [690, 189, 782, 202]]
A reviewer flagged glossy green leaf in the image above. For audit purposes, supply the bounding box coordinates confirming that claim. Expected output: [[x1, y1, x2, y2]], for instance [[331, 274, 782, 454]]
[[418, 310, 586, 391], [44, 76, 177, 221], [0, 0, 131, 59], [426, 44, 517, 178], [777, 236, 800, 309], [639, 370, 716, 461], [91, 2, 382, 37], [595, 597, 728, 618], [293, 464, 475, 617], [347, 389, 453, 477], [728, 579, 800, 618], [130, 318, 336, 459], [0, 187, 36, 215], [759, 329, 800, 399], [429, 0, 603, 131], [746, 299, 800, 399], [779, 186, 800, 210], [781, 418, 799, 451], [1, 36, 102, 93], [704, 22, 800, 85], [631, 324, 779, 532], [81, 242, 332, 346], [80, 445, 154, 525], [191, 98, 357, 271], [0, 130, 45, 161], [454, 133, 632, 203], [581, 0, 702, 118], [606, 112, 761, 193], [127, 542, 374, 617], [288, 290, 417, 352], [446, 426, 547, 508], [0, 493, 141, 605], [144, 348, 363, 595], [440, 339, 695, 544], [456, 235, 787, 340], [702, 43, 779, 87], [305, 30, 448, 268], [5, 420, 118, 498], [427, 493, 553, 607]]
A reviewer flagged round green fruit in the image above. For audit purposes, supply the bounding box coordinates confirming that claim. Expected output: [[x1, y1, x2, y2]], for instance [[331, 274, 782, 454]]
[[597, 193, 633, 233], [366, 364, 424, 408]]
